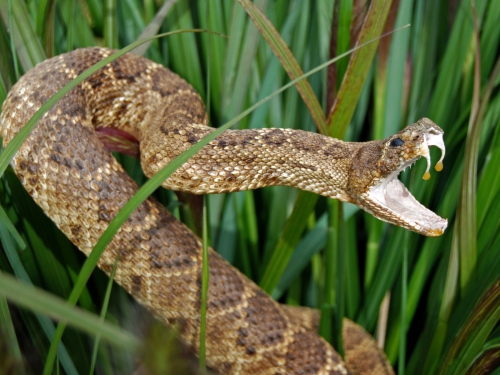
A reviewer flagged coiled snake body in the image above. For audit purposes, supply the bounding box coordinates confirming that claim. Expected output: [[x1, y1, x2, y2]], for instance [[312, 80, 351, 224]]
[[1, 48, 447, 374]]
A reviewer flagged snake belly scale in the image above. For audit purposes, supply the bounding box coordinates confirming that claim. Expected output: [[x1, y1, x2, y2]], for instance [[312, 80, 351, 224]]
[[1, 47, 446, 374]]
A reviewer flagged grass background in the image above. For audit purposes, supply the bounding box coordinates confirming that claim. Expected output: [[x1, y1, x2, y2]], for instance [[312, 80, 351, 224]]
[[1, 0, 500, 374]]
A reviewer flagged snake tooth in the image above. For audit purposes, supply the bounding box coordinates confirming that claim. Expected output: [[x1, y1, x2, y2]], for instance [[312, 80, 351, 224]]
[[0, 47, 448, 374]]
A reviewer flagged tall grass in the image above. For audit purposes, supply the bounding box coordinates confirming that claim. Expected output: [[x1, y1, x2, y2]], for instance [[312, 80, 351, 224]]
[[0, 1, 499, 374]]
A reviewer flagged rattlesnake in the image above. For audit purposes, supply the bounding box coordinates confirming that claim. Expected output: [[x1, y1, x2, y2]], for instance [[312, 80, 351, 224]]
[[1, 47, 447, 374]]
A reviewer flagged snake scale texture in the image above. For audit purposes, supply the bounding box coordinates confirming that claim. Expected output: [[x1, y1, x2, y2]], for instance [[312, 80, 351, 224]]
[[1, 48, 447, 374]]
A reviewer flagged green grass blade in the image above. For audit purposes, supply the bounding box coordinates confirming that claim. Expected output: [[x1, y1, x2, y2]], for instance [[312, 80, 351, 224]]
[[334, 0, 353, 85], [238, 0, 327, 134], [358, 228, 405, 330], [134, 0, 177, 56], [271, 213, 328, 299], [0, 290, 24, 374], [382, 0, 412, 137], [89, 254, 119, 375], [39, 0, 55, 55], [477, 97, 500, 230], [456, 4, 482, 293], [0, 204, 25, 249], [219, 2, 246, 118], [198, 0, 226, 116], [463, 339, 500, 375], [343, 216, 361, 319], [214, 194, 238, 263], [458, 55, 500, 291], [261, 187, 295, 265], [398, 231, 409, 375], [322, 199, 345, 353], [0, 271, 139, 350], [165, 2, 204, 95], [240, 191, 259, 277], [248, 7, 300, 129], [0, 202, 78, 375], [221, 0, 265, 123], [104, 0, 117, 49], [7, 0, 19, 80], [427, 0, 488, 126], [232, 193, 253, 278], [327, 0, 395, 138], [439, 277, 500, 375], [199, 4, 211, 368], [0, 0, 45, 70], [480, 0, 500, 77], [259, 192, 318, 293], [0, 54, 7, 103]]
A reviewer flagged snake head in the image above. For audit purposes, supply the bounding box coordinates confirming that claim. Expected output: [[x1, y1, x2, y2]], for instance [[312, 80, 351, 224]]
[[349, 118, 447, 237]]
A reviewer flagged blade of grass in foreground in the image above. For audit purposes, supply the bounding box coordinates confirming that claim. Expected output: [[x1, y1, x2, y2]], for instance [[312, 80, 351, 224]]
[[0, 271, 138, 350], [0, 206, 78, 375]]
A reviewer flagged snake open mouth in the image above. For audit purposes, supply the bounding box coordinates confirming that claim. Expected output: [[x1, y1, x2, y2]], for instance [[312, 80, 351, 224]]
[[366, 131, 448, 237]]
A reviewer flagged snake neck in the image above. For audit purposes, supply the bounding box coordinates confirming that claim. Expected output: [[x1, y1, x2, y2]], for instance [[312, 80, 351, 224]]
[[140, 124, 361, 202]]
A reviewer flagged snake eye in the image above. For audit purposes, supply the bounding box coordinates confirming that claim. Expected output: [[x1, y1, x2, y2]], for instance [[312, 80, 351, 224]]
[[390, 138, 404, 147]]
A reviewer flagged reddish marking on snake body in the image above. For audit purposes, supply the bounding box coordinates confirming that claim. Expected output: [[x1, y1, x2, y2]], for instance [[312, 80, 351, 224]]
[[95, 127, 140, 158]]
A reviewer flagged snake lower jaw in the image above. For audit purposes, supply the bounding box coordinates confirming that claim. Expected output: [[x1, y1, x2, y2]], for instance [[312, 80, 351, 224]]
[[362, 159, 447, 237]]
